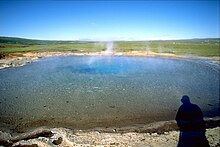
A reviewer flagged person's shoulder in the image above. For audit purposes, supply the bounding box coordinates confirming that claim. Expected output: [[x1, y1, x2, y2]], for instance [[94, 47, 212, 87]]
[[179, 104, 185, 109], [191, 103, 200, 108], [178, 104, 188, 111], [191, 103, 202, 111]]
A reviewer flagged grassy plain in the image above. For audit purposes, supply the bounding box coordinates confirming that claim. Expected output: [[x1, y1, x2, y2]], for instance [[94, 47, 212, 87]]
[[0, 36, 219, 57]]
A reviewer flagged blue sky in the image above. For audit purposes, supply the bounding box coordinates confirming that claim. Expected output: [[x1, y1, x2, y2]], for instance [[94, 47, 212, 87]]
[[0, 0, 219, 40]]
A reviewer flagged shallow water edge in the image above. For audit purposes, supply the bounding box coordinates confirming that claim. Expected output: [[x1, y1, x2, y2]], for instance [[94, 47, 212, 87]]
[[0, 51, 219, 69]]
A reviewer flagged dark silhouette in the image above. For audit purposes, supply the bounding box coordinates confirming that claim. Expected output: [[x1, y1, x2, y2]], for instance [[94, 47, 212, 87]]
[[175, 95, 210, 147]]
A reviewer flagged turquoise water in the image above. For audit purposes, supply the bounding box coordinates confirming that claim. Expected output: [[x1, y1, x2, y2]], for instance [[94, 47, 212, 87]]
[[0, 56, 219, 132]]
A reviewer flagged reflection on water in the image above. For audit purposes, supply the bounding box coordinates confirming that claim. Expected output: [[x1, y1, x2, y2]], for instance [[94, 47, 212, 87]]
[[0, 56, 219, 132]]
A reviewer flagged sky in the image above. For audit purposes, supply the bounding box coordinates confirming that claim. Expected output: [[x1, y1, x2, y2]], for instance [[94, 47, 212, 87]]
[[0, 0, 219, 41]]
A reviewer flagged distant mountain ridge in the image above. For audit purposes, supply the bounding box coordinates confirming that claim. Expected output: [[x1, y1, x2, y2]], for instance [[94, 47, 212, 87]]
[[0, 36, 80, 45], [0, 36, 219, 45]]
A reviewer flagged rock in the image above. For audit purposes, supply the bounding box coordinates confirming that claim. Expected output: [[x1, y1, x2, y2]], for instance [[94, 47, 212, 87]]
[[109, 106, 116, 108], [0, 54, 6, 59], [110, 142, 119, 146], [151, 133, 158, 136], [164, 132, 169, 135], [52, 137, 62, 145]]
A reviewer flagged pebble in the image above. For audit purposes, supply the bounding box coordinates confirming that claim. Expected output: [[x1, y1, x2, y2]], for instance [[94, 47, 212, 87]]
[[151, 133, 158, 136], [164, 132, 169, 135], [52, 137, 63, 145]]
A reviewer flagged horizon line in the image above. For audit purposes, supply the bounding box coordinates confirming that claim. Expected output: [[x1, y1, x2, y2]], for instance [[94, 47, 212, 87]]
[[0, 36, 219, 42]]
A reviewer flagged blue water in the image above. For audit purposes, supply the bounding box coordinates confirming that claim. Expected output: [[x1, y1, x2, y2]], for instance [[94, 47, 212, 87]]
[[0, 56, 219, 132]]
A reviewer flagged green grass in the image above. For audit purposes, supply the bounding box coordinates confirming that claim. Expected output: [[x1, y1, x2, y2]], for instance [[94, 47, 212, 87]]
[[114, 40, 220, 56], [0, 42, 104, 53], [0, 36, 219, 57]]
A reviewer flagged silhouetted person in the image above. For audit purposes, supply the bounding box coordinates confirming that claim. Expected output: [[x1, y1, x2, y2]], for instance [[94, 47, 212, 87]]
[[176, 95, 209, 147]]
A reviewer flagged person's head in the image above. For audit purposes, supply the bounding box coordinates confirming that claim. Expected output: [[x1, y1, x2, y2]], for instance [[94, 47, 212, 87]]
[[181, 95, 190, 104]]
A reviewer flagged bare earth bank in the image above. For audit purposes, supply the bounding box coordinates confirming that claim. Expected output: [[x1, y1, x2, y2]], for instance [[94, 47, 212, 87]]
[[0, 127, 219, 147], [0, 118, 219, 147]]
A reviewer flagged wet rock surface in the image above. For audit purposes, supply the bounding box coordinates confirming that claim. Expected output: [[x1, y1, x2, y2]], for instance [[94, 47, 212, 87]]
[[0, 57, 38, 69]]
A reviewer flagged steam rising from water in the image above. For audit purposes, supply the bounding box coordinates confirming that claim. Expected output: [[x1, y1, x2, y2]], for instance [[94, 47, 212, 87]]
[[146, 42, 151, 53], [88, 42, 114, 65], [105, 42, 114, 53]]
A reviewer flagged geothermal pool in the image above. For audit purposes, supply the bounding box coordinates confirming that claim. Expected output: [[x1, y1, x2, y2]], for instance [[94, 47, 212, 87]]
[[0, 56, 219, 132]]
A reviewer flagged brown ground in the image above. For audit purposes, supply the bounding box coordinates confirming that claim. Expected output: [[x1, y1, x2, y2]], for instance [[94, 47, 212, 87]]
[[0, 127, 219, 147]]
